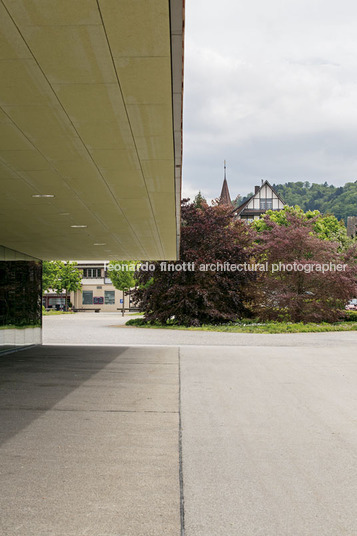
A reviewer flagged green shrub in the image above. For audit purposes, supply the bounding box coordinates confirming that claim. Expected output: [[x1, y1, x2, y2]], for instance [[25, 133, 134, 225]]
[[238, 318, 261, 325], [126, 317, 177, 327], [126, 318, 148, 326], [343, 310, 357, 322], [123, 319, 357, 333]]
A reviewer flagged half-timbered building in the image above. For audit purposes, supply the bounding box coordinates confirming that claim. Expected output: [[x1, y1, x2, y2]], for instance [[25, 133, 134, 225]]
[[233, 180, 286, 222]]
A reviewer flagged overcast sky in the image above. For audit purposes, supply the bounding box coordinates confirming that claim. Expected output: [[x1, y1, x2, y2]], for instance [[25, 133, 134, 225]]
[[181, 0, 357, 201]]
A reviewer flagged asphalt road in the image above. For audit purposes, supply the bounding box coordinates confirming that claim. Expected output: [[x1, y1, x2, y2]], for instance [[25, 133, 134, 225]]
[[43, 312, 357, 348], [0, 315, 356, 535]]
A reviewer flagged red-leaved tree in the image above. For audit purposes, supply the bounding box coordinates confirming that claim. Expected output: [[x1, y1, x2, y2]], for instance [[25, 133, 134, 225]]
[[132, 198, 255, 326], [250, 211, 357, 322]]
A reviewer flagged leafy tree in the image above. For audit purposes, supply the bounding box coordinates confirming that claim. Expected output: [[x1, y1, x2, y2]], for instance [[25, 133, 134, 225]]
[[193, 191, 207, 208], [253, 205, 349, 246], [108, 261, 138, 316], [42, 260, 58, 292], [54, 261, 82, 311], [43, 261, 82, 311], [272, 180, 357, 222], [232, 194, 243, 207], [250, 211, 357, 323], [132, 199, 255, 326], [240, 191, 253, 204]]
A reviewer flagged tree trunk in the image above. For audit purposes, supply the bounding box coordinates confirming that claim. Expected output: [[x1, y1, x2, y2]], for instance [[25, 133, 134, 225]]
[[122, 290, 125, 316]]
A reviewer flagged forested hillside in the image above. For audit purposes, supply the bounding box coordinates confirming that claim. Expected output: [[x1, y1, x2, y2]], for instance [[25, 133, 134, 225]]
[[271, 181, 357, 222]]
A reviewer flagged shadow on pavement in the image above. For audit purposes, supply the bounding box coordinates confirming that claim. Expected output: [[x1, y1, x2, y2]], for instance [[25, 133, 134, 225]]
[[0, 345, 127, 445]]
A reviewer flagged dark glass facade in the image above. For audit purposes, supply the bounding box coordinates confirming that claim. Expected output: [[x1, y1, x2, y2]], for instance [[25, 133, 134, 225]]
[[0, 246, 42, 354]]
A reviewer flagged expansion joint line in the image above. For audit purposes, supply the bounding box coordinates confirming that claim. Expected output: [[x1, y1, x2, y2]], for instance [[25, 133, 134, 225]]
[[178, 347, 185, 536]]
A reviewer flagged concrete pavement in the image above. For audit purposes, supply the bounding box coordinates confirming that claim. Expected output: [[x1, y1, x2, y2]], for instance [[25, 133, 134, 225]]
[[0, 345, 180, 536], [181, 345, 357, 536], [1, 318, 357, 535]]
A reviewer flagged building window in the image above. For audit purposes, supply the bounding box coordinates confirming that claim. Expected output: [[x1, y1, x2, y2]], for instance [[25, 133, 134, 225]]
[[105, 290, 115, 305], [82, 291, 93, 305], [260, 198, 273, 210], [83, 268, 101, 278], [104, 272, 112, 284], [48, 297, 66, 307]]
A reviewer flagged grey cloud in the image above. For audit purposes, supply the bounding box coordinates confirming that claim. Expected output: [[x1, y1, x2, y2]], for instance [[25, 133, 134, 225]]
[[182, 0, 357, 199], [183, 129, 357, 200], [286, 58, 340, 67]]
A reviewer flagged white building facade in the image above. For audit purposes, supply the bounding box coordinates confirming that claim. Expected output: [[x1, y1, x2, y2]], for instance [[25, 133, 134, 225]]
[[71, 261, 134, 312], [234, 181, 286, 222], [43, 261, 135, 313]]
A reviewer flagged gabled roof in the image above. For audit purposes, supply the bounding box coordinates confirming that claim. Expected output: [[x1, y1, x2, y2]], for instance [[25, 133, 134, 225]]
[[219, 178, 233, 207], [232, 196, 250, 215], [233, 180, 285, 215]]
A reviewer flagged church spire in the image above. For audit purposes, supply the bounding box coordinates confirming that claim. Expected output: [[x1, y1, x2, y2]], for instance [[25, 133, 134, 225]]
[[219, 160, 233, 207]]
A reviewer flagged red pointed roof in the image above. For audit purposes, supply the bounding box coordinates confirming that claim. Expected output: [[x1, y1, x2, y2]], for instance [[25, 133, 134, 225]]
[[219, 178, 233, 207]]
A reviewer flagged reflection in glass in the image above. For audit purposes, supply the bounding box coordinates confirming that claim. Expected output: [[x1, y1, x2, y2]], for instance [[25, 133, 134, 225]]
[[0, 246, 42, 353]]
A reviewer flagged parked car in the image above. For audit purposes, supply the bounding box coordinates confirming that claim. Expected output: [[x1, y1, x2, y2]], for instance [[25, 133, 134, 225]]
[[346, 299, 357, 310]]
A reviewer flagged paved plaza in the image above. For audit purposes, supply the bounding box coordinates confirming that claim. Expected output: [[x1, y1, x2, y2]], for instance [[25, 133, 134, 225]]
[[0, 314, 356, 535], [44, 312, 357, 348]]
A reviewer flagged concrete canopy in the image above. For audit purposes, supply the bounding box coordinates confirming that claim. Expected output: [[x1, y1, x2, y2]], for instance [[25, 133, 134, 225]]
[[0, 0, 184, 260]]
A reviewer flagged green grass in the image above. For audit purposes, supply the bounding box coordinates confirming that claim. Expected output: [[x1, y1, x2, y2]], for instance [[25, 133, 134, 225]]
[[125, 317, 357, 334], [43, 310, 75, 316], [0, 324, 41, 330]]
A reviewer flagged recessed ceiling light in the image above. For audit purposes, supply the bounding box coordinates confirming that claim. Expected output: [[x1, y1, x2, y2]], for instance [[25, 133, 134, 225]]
[[32, 194, 55, 198], [93, 243, 106, 246], [70, 225, 87, 228]]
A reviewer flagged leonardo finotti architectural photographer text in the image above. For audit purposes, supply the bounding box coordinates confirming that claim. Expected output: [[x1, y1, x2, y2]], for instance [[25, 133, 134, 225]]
[[106, 261, 347, 274]]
